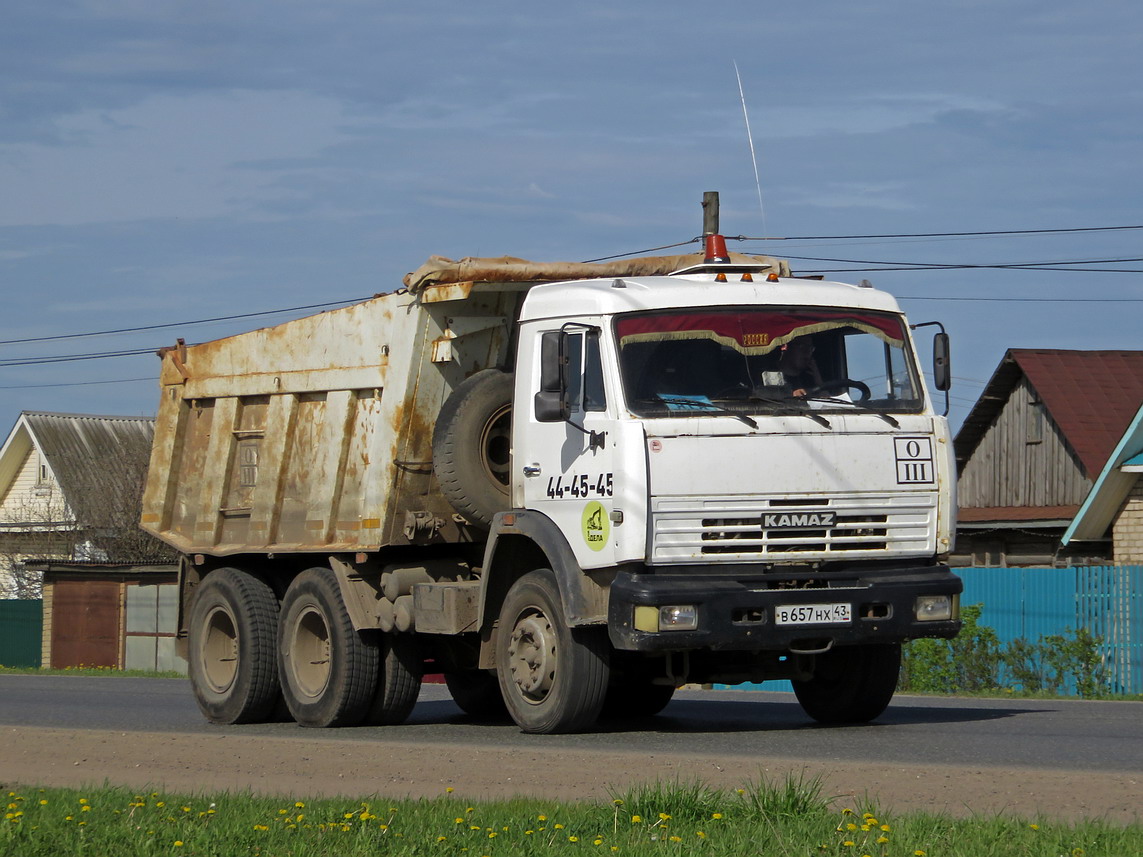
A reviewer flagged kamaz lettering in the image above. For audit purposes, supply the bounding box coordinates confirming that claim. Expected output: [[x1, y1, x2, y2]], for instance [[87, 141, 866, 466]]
[[763, 512, 837, 529]]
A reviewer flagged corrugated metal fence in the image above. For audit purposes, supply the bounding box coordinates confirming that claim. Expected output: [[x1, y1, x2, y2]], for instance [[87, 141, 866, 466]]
[[0, 600, 43, 668], [959, 566, 1143, 695]]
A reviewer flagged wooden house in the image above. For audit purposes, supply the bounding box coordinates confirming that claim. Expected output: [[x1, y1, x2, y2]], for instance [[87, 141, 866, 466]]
[[953, 349, 1143, 567], [0, 411, 165, 597]]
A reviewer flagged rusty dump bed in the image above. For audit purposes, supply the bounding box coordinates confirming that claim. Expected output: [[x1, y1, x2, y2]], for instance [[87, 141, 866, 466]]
[[140, 248, 786, 557]]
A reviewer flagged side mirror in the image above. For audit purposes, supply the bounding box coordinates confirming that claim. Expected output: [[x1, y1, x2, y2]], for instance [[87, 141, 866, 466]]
[[534, 331, 571, 422], [933, 332, 951, 392]]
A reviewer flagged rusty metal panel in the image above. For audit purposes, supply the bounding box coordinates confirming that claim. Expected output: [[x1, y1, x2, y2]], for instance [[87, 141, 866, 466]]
[[141, 285, 529, 556], [49, 580, 121, 669]]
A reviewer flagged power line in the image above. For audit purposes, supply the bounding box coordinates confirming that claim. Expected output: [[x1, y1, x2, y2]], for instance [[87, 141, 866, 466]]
[[736, 224, 1143, 241], [780, 254, 1143, 272], [0, 296, 373, 347], [0, 376, 153, 390], [0, 347, 158, 368]]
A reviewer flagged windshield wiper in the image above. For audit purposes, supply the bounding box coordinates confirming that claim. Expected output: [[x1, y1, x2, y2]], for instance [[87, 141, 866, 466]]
[[655, 396, 759, 429], [800, 395, 900, 428], [739, 393, 832, 429]]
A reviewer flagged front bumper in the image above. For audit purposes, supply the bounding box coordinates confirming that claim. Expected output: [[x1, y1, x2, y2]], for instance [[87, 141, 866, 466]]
[[607, 562, 962, 652]]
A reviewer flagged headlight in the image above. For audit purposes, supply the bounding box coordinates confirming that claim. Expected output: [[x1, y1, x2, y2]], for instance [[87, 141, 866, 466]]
[[634, 605, 698, 632], [915, 594, 954, 621]]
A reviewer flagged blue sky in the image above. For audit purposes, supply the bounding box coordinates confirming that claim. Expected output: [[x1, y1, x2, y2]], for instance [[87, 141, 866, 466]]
[[2, 1, 1141, 436]]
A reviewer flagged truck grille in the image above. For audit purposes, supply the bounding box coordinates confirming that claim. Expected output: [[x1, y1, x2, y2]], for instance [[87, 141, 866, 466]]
[[650, 493, 936, 563]]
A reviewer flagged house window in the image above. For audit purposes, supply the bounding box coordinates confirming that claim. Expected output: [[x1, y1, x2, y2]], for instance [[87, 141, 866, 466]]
[[1027, 398, 1044, 444]]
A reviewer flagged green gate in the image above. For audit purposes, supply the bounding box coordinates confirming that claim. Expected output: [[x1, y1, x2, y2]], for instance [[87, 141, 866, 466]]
[[0, 600, 43, 668]]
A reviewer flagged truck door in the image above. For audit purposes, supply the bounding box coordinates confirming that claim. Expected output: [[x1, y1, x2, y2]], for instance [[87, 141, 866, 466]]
[[518, 327, 620, 569]]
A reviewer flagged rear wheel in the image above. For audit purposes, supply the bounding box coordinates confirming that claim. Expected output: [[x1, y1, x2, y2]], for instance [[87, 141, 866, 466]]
[[496, 570, 609, 734], [278, 568, 378, 727], [792, 643, 901, 724], [364, 633, 423, 725], [188, 568, 281, 724], [445, 669, 507, 718]]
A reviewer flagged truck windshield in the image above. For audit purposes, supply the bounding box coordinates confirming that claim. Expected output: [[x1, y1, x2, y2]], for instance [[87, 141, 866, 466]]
[[615, 307, 924, 418]]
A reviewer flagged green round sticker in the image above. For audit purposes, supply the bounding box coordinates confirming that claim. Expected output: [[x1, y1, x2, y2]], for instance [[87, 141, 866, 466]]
[[581, 500, 609, 551]]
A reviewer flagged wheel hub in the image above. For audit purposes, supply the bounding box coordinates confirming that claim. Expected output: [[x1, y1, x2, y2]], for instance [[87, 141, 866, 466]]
[[507, 611, 557, 702], [290, 605, 332, 699], [201, 605, 239, 693]]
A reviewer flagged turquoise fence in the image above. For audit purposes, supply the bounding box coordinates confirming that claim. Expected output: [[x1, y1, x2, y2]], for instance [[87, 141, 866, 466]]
[[959, 565, 1143, 695], [721, 565, 1142, 695], [0, 599, 43, 668]]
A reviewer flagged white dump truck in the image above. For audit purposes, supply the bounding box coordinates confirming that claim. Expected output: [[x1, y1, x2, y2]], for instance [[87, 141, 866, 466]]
[[141, 201, 961, 733]]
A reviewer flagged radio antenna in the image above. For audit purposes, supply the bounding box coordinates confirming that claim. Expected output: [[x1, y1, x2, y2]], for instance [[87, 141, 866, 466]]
[[734, 61, 767, 235]]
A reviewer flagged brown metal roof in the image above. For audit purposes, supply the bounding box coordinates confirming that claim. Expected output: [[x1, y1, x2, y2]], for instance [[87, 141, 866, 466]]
[[954, 349, 1143, 478]]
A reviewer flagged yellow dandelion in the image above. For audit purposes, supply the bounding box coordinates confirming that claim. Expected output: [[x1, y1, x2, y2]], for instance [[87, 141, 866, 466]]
[[1030, 824, 1040, 831], [555, 822, 565, 829], [456, 817, 465, 824], [538, 814, 548, 821], [296, 813, 304, 821], [736, 788, 745, 795], [446, 787, 454, 792], [846, 823, 857, 831], [669, 835, 682, 842], [295, 801, 305, 808], [78, 798, 88, 806], [842, 808, 855, 815], [880, 824, 890, 831], [697, 831, 707, 838], [612, 799, 623, 805], [711, 812, 723, 820], [569, 835, 579, 842], [843, 841, 855, 848], [488, 832, 497, 838], [174, 841, 184, 847], [38, 800, 48, 806], [631, 815, 642, 823], [253, 824, 269, 831], [525, 830, 534, 835], [877, 836, 889, 844], [81, 806, 92, 813], [156, 802, 166, 808], [658, 813, 671, 820], [594, 838, 603, 845], [438, 836, 447, 842], [914, 851, 927, 856]]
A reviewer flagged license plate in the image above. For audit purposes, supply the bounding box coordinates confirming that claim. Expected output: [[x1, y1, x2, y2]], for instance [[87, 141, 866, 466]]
[[775, 603, 852, 626]]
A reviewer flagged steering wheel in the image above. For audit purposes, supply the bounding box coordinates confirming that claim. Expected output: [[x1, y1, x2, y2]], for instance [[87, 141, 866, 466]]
[[712, 381, 751, 399], [806, 378, 871, 402]]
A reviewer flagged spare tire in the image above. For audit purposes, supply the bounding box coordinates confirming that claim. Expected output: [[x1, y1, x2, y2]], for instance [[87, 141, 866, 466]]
[[433, 369, 513, 528]]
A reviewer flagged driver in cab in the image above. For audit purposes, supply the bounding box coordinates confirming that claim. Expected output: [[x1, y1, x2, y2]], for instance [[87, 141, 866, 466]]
[[778, 336, 822, 397]]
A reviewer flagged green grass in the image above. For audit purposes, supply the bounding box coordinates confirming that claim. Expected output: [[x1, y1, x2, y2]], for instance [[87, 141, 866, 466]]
[[0, 665, 185, 678], [2, 779, 1139, 857]]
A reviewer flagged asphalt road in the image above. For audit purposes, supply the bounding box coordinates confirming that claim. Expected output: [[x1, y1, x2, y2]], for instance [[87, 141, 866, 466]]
[[1, 675, 1139, 774]]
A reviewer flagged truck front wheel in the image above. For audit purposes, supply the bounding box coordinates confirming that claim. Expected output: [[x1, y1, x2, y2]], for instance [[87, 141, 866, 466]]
[[495, 570, 609, 734], [187, 568, 281, 724], [278, 568, 379, 727], [792, 643, 901, 724]]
